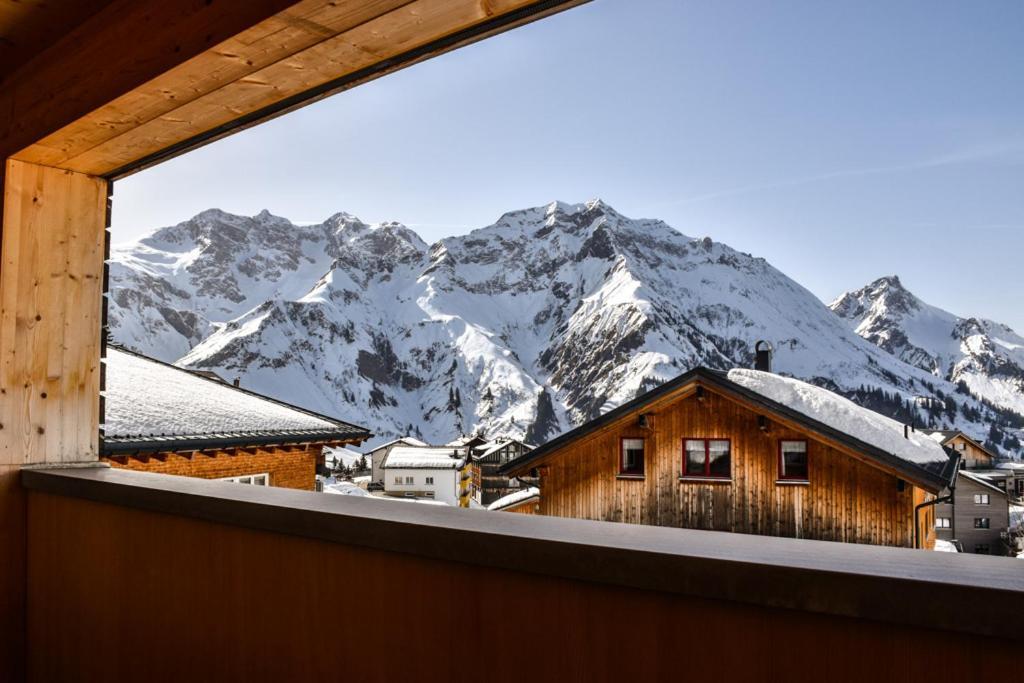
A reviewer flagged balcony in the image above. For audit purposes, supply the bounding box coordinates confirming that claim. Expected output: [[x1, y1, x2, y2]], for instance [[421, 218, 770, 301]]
[[18, 464, 1023, 680]]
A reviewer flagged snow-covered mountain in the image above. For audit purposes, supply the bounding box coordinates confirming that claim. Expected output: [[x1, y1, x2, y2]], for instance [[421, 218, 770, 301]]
[[108, 201, 1024, 454], [831, 276, 1024, 426]]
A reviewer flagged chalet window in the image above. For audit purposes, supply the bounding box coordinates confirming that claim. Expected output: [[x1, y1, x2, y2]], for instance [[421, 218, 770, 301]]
[[682, 439, 731, 480], [425, 476, 434, 485], [935, 517, 951, 529], [620, 438, 645, 476], [973, 518, 990, 529], [974, 544, 990, 554], [220, 473, 270, 486], [394, 476, 402, 485], [405, 476, 414, 485], [778, 440, 809, 482], [973, 494, 990, 505]]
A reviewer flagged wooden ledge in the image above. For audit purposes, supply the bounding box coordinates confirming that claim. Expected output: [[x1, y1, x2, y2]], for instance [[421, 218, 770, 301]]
[[21, 466, 1024, 641]]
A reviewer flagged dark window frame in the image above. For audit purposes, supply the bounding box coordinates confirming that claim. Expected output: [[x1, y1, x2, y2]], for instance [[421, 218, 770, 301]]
[[973, 517, 990, 529], [777, 439, 810, 483], [619, 437, 645, 478], [680, 438, 732, 481]]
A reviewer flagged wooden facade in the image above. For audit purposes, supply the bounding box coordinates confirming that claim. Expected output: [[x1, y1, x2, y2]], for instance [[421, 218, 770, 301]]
[[935, 472, 1010, 555], [508, 381, 941, 549], [473, 440, 536, 505], [104, 443, 328, 491]]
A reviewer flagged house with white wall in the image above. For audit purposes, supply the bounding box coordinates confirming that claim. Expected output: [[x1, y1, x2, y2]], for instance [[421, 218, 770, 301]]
[[382, 446, 469, 506], [368, 436, 429, 484]]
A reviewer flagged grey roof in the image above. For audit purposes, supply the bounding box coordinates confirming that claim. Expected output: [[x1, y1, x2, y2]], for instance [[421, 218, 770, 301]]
[[102, 346, 370, 454]]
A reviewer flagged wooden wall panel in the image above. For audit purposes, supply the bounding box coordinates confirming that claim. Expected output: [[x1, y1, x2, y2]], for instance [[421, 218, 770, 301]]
[[104, 445, 320, 490], [537, 390, 922, 548], [26, 492, 1018, 682], [0, 159, 106, 465]]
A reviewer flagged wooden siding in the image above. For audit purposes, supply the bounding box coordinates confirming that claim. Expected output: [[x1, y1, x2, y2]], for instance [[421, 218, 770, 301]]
[[535, 388, 928, 548], [103, 444, 324, 491], [25, 491, 1019, 682], [500, 496, 540, 515], [935, 475, 1009, 555]]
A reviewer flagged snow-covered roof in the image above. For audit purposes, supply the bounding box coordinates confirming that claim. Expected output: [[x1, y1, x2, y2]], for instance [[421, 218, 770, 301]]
[[487, 487, 540, 511], [957, 470, 1007, 495], [103, 346, 369, 451], [726, 369, 951, 467], [502, 366, 956, 490], [383, 446, 466, 470], [995, 461, 1024, 471], [368, 436, 429, 454]]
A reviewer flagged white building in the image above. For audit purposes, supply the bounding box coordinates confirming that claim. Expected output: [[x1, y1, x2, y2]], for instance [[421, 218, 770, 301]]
[[368, 436, 429, 484], [382, 446, 468, 506]]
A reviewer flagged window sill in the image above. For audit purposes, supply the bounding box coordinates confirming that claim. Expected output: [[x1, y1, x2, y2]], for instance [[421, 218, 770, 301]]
[[776, 479, 810, 486], [616, 474, 646, 481], [678, 477, 731, 484]]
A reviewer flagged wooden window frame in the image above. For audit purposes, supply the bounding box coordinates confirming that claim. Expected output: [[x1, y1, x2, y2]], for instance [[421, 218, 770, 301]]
[[777, 440, 810, 484], [680, 438, 732, 482], [935, 517, 951, 529], [973, 518, 990, 529], [618, 437, 645, 478], [973, 493, 990, 505]]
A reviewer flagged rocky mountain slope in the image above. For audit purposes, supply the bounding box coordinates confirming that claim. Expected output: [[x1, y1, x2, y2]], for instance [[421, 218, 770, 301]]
[[831, 276, 1024, 437], [108, 201, 1024, 454]]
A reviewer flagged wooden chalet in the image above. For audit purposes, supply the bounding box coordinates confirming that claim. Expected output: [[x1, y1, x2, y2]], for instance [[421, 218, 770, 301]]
[[922, 429, 998, 470], [934, 470, 1011, 555], [102, 347, 370, 490], [501, 367, 960, 549], [487, 487, 540, 514], [470, 438, 537, 505]]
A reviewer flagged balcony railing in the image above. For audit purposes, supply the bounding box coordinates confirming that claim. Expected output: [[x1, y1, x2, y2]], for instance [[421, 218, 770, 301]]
[[20, 465, 1023, 680]]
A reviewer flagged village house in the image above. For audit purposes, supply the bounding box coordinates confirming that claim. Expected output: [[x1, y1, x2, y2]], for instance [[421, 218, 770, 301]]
[[501, 365, 960, 549], [934, 470, 1011, 555], [382, 446, 471, 506], [487, 487, 541, 514], [368, 436, 429, 486], [102, 347, 370, 490], [922, 429, 998, 470], [470, 438, 537, 505]]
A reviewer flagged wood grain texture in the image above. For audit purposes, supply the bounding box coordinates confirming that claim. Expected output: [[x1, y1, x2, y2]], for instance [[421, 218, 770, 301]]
[[532, 387, 933, 548], [0, 465, 26, 682], [0, 0, 298, 164], [26, 491, 1017, 682], [0, 159, 106, 466], [8, 0, 586, 178]]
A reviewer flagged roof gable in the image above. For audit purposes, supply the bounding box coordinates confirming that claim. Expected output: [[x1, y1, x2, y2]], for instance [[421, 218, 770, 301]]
[[501, 367, 957, 491]]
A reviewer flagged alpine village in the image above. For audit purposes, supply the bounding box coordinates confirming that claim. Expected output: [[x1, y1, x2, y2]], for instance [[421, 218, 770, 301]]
[[1, 2, 1021, 681]]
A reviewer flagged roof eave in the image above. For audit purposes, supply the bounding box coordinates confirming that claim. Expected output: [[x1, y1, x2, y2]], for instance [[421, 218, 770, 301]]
[[101, 429, 371, 456], [500, 368, 955, 493]]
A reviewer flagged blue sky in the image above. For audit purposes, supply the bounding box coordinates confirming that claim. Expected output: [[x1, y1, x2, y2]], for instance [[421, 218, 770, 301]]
[[111, 0, 1024, 329]]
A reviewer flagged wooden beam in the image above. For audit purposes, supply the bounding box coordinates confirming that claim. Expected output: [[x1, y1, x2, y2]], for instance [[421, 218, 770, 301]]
[[0, 0, 297, 164], [8, 0, 589, 177], [0, 159, 106, 466]]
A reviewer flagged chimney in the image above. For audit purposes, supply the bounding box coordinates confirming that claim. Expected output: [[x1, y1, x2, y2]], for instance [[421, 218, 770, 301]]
[[233, 377, 240, 387], [754, 341, 773, 373]]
